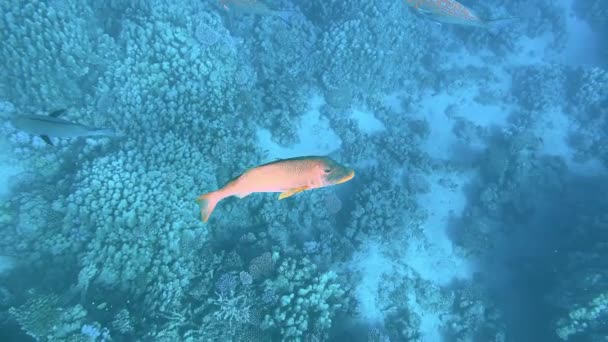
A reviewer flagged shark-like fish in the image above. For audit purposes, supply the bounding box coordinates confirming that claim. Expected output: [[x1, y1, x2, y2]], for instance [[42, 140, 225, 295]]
[[9, 109, 119, 145], [405, 0, 515, 27]]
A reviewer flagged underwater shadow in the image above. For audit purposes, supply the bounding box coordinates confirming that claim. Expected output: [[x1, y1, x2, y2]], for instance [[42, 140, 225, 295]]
[[456, 164, 608, 340]]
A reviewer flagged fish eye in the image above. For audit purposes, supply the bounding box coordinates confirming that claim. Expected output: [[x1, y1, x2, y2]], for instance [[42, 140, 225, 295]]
[[324, 168, 332, 173]]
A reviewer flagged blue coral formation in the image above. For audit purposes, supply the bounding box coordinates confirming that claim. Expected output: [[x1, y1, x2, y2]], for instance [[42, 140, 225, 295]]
[[0, 0, 607, 341]]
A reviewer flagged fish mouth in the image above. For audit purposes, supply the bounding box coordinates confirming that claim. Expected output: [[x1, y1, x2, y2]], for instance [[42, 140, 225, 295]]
[[336, 170, 355, 184]]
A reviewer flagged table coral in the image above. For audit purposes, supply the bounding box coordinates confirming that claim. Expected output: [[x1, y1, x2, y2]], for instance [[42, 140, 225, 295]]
[[9, 294, 96, 341]]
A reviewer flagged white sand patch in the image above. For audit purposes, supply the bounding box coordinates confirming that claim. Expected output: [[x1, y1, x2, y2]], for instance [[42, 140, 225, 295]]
[[349, 240, 457, 341], [346, 168, 475, 339], [560, 0, 602, 67], [534, 109, 605, 175], [508, 33, 555, 65], [0, 138, 22, 199], [350, 108, 385, 134], [349, 242, 393, 324], [0, 255, 16, 276], [0, 165, 20, 199], [406, 170, 474, 286], [256, 94, 342, 159], [410, 84, 510, 160], [405, 287, 443, 342], [383, 92, 403, 113]]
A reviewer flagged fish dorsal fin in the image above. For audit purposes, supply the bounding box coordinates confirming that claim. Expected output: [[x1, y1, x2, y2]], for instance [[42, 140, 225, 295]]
[[278, 186, 308, 200], [40, 135, 53, 146], [49, 109, 67, 118]]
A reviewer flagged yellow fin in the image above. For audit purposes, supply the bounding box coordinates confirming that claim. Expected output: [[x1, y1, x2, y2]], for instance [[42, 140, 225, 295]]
[[278, 186, 308, 200]]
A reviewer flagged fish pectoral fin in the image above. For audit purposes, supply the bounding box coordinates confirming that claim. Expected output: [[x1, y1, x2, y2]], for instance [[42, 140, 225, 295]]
[[236, 192, 251, 199], [278, 186, 308, 200], [40, 135, 53, 146], [49, 109, 67, 118]]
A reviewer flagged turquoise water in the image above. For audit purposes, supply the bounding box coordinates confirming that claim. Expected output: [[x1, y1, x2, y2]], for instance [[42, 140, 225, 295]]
[[0, 0, 607, 341]]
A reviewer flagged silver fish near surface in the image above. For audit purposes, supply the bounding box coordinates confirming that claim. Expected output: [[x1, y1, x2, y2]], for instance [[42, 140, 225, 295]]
[[404, 0, 516, 28], [219, 0, 294, 24], [9, 109, 120, 145]]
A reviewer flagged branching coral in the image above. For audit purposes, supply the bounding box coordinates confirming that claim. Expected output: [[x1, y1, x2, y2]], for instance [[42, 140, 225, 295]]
[[210, 291, 252, 326]]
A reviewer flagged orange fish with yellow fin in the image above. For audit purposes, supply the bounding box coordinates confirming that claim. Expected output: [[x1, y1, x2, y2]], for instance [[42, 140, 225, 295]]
[[196, 156, 355, 222]]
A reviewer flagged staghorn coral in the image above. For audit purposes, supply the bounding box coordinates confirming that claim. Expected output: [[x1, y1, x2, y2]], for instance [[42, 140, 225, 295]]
[[209, 291, 252, 326], [111, 308, 134, 335]]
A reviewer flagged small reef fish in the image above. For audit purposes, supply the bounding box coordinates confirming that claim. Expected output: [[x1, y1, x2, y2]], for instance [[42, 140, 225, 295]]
[[9, 109, 119, 145], [219, 0, 293, 23], [404, 0, 514, 27], [196, 156, 355, 222]]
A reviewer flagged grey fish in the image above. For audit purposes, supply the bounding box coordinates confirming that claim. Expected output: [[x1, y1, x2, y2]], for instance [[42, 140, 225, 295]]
[[405, 0, 516, 28], [220, 0, 294, 24], [9, 109, 119, 145]]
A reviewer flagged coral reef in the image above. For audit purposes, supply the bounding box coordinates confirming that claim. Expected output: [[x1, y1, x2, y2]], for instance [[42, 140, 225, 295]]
[[261, 257, 347, 340], [1, 0, 607, 341], [565, 66, 608, 166], [316, 1, 428, 100], [511, 64, 566, 111], [0, 0, 116, 109], [8, 294, 109, 341]]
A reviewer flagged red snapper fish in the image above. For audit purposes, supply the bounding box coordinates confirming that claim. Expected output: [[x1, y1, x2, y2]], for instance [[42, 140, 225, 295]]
[[196, 156, 355, 222], [405, 0, 514, 27]]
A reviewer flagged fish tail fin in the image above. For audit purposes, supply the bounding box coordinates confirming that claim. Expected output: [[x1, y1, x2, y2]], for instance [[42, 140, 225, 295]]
[[275, 10, 294, 25], [195, 191, 224, 223], [484, 16, 519, 26], [90, 128, 125, 137]]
